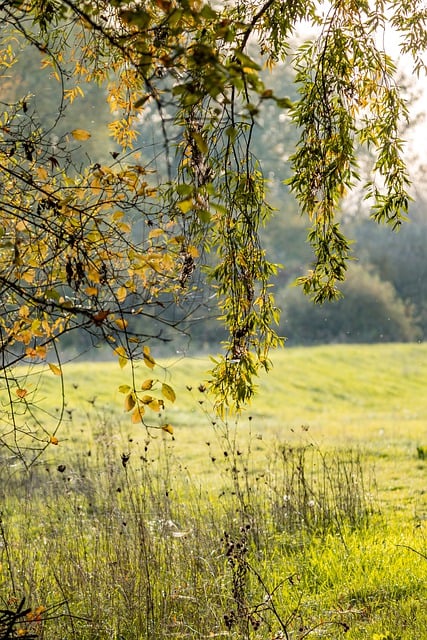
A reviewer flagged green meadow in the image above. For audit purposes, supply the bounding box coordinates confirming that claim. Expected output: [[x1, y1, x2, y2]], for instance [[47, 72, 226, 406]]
[[0, 343, 426, 639]]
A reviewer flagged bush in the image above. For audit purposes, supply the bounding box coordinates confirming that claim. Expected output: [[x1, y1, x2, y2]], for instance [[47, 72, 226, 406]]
[[278, 263, 420, 345], [353, 216, 427, 340]]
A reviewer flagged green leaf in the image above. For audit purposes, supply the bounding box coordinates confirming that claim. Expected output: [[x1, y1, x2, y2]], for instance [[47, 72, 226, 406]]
[[120, 9, 151, 29], [233, 51, 261, 71], [196, 209, 211, 223], [274, 96, 294, 109], [134, 94, 151, 109], [177, 199, 193, 214], [191, 132, 208, 155]]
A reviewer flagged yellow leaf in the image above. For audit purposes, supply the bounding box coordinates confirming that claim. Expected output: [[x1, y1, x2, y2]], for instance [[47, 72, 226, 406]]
[[71, 128, 91, 141], [21, 269, 35, 284], [114, 345, 128, 368], [141, 379, 154, 390], [187, 245, 199, 258], [48, 363, 62, 376], [36, 345, 47, 359], [143, 345, 155, 369], [50, 436, 59, 445], [162, 424, 174, 435], [148, 228, 164, 239], [36, 166, 48, 181], [115, 317, 128, 330], [85, 286, 98, 296], [161, 382, 176, 403], [124, 392, 136, 412], [118, 384, 132, 394], [15, 388, 27, 399], [34, 605, 46, 616], [148, 398, 161, 412], [131, 406, 145, 424], [87, 268, 101, 284], [117, 222, 131, 233], [117, 286, 127, 303]]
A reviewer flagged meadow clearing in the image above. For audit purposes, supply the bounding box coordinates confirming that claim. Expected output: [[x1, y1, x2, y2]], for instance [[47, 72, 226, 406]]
[[0, 343, 426, 639]]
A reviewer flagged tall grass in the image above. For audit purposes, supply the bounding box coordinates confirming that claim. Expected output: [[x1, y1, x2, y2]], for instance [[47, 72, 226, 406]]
[[0, 344, 426, 639], [0, 407, 425, 640]]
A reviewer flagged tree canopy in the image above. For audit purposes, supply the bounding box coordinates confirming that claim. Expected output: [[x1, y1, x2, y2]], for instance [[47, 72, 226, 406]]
[[1, 0, 426, 452]]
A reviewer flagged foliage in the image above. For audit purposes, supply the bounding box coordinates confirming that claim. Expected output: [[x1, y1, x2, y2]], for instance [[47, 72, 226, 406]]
[[278, 263, 420, 345], [352, 211, 427, 339], [1, 0, 427, 447]]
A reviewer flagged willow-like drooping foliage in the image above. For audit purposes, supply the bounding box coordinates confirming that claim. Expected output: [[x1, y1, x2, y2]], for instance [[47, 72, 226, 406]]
[[0, 0, 424, 457]]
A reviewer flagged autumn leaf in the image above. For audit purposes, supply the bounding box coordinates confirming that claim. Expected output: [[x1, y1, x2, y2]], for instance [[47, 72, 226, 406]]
[[35, 345, 47, 359], [92, 309, 110, 326], [50, 435, 59, 445], [36, 166, 48, 181], [18, 305, 30, 318], [48, 362, 62, 376], [116, 286, 127, 303], [147, 398, 161, 412], [148, 228, 164, 239], [141, 378, 154, 390], [143, 345, 155, 369], [114, 317, 128, 330], [15, 388, 27, 398], [27, 605, 46, 622], [161, 382, 176, 403], [118, 384, 132, 394], [71, 128, 91, 140], [124, 392, 136, 412], [162, 424, 174, 435], [131, 406, 145, 424], [114, 345, 128, 368]]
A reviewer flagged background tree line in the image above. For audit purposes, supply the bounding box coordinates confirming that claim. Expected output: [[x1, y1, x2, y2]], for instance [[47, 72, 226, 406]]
[[6, 45, 425, 354]]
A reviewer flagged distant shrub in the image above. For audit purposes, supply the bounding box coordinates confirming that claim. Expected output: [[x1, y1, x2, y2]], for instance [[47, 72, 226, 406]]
[[278, 263, 420, 345], [353, 215, 427, 340]]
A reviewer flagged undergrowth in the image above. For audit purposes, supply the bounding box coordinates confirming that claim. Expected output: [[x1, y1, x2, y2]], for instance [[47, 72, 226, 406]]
[[0, 408, 425, 640]]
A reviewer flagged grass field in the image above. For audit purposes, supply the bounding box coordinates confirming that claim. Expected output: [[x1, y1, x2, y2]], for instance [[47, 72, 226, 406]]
[[0, 343, 426, 639]]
